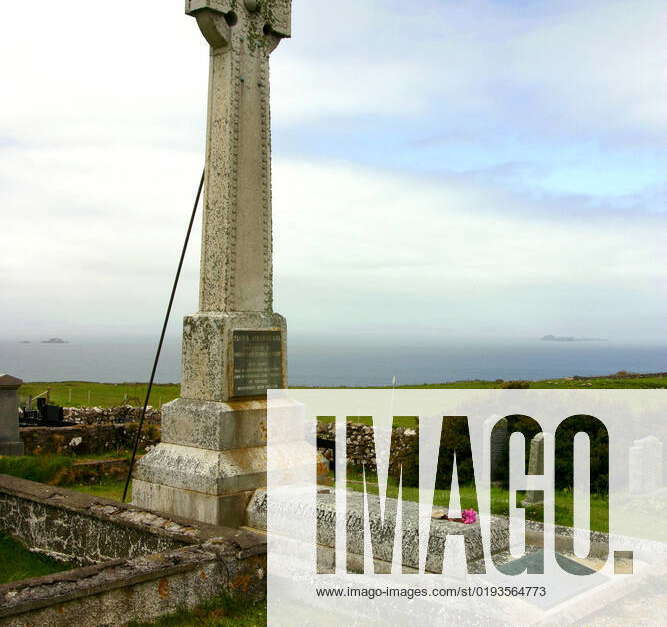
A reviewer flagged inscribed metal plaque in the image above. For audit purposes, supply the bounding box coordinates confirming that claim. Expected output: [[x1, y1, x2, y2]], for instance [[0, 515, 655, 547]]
[[232, 330, 283, 398]]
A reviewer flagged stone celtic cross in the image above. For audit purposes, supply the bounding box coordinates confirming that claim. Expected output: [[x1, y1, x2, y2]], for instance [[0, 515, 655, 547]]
[[186, 0, 291, 313], [133, 0, 292, 527]]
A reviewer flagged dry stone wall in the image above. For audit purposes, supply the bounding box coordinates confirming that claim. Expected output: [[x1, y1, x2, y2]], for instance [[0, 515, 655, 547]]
[[20, 423, 160, 456], [22, 409, 418, 484], [0, 475, 267, 626], [317, 422, 419, 485], [64, 405, 161, 425]]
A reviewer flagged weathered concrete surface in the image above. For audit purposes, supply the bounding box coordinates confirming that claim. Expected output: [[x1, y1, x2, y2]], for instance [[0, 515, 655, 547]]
[[0, 536, 267, 626], [181, 312, 287, 402], [133, 439, 316, 527], [132, 440, 267, 529], [185, 0, 290, 314], [0, 474, 267, 625], [132, 479, 255, 529], [0, 474, 227, 564], [247, 488, 509, 573], [134, 443, 267, 494], [161, 398, 268, 450], [0, 374, 24, 456]]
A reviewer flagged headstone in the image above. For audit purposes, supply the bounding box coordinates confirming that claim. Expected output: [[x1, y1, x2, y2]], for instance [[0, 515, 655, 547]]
[[629, 436, 663, 495], [524, 432, 544, 505], [490, 418, 508, 483], [0, 374, 25, 456], [133, 0, 292, 527]]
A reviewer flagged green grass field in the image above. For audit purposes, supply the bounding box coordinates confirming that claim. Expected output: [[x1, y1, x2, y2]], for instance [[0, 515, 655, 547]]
[[0, 455, 73, 483], [68, 478, 130, 502], [19, 372, 667, 412], [345, 469, 609, 533], [19, 381, 180, 409], [0, 533, 71, 584]]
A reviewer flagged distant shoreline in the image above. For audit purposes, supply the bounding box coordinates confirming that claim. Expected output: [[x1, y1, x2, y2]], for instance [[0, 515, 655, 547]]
[[541, 334, 607, 343], [17, 338, 70, 344], [5, 339, 664, 388]]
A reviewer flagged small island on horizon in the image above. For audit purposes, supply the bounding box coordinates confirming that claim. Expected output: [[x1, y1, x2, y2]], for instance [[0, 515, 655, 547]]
[[41, 337, 68, 344], [541, 334, 607, 343]]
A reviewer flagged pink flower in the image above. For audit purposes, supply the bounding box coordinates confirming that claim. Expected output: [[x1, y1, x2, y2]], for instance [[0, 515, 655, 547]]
[[461, 509, 477, 525]]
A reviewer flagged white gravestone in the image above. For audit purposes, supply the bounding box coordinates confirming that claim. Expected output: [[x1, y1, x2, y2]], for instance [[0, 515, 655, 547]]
[[629, 436, 663, 495], [0, 374, 25, 457], [524, 432, 544, 505]]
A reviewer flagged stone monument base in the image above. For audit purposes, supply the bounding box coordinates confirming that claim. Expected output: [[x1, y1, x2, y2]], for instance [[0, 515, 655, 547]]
[[133, 398, 270, 527], [133, 397, 319, 527], [0, 441, 24, 457], [132, 482, 253, 528]]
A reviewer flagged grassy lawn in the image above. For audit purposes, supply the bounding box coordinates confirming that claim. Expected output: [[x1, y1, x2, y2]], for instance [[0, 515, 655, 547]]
[[345, 469, 609, 533], [20, 381, 180, 409], [0, 455, 73, 483], [68, 478, 130, 502], [0, 455, 134, 501], [0, 532, 71, 584], [19, 373, 667, 410], [129, 595, 266, 627]]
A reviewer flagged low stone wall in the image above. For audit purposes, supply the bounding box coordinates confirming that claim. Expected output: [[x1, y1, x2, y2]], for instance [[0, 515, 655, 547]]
[[0, 475, 267, 626], [20, 423, 160, 456], [55, 457, 132, 486], [0, 475, 193, 564], [21, 413, 416, 485], [317, 422, 418, 483], [0, 545, 226, 627], [0, 538, 266, 627], [65, 405, 161, 425]]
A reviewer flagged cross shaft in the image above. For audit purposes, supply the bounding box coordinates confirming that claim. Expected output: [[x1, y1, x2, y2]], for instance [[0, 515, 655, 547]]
[[186, 0, 291, 313]]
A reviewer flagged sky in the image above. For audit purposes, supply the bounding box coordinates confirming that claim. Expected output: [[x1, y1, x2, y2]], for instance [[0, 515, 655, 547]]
[[1, 0, 666, 345]]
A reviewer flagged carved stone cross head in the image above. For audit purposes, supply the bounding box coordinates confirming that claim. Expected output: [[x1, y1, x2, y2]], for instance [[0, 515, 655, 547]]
[[186, 0, 291, 52]]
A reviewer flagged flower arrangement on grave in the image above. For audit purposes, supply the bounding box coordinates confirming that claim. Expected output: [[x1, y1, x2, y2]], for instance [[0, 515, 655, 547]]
[[431, 508, 478, 524]]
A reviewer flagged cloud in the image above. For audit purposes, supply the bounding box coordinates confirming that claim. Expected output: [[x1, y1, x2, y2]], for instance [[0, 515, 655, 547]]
[[3, 146, 664, 340], [1, 0, 666, 344], [272, 159, 666, 287], [272, 0, 667, 142]]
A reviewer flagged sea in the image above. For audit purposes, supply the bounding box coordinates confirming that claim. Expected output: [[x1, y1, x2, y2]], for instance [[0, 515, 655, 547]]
[[1, 337, 666, 387]]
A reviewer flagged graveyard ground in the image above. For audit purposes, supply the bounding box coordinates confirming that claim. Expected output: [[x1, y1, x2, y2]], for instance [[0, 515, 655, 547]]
[[0, 453, 607, 532], [345, 469, 610, 532], [0, 532, 71, 584], [5, 372, 663, 624], [128, 595, 266, 627]]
